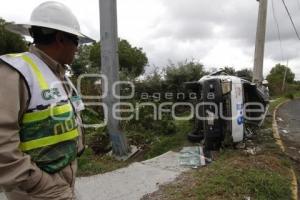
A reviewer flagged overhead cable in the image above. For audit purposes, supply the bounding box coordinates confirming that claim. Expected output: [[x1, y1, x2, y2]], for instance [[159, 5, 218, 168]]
[[271, 0, 284, 62], [281, 0, 300, 40]]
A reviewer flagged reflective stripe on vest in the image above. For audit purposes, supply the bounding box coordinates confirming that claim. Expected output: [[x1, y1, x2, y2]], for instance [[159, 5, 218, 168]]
[[8, 53, 49, 90], [20, 128, 79, 151], [23, 104, 72, 123]]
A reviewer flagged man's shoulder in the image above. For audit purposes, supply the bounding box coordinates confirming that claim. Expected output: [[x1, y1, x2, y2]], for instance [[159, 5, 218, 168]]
[[0, 58, 26, 80], [0, 58, 19, 73], [0, 58, 29, 98]]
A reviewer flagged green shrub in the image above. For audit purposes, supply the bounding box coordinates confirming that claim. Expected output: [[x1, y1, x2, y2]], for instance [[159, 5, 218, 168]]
[[285, 93, 294, 100], [88, 127, 112, 155]]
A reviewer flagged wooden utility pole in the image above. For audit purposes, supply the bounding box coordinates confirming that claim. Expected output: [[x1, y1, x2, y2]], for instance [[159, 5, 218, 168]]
[[99, 0, 130, 157], [253, 0, 268, 84]]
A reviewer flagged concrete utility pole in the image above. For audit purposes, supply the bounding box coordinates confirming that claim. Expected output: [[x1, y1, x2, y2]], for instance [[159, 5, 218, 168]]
[[99, 0, 130, 157], [253, 0, 268, 84]]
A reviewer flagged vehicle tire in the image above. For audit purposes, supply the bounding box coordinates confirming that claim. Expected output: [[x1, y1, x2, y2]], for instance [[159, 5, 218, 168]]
[[187, 130, 204, 143]]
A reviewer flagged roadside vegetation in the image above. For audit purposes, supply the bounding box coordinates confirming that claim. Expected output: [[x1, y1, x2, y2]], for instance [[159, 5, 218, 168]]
[[73, 33, 300, 200], [142, 97, 296, 200], [1, 17, 299, 198]]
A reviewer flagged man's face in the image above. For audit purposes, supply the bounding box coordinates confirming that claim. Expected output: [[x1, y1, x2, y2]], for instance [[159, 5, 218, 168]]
[[61, 33, 79, 65]]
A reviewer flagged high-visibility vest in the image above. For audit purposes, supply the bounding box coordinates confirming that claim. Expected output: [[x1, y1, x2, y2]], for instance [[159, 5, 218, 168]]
[[0, 52, 84, 173]]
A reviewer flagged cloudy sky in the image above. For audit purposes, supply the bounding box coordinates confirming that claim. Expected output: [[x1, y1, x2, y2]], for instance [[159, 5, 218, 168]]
[[1, 0, 300, 79]]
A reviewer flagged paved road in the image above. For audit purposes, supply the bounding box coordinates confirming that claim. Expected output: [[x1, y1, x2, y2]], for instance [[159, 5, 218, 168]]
[[277, 99, 300, 145], [277, 99, 300, 197]]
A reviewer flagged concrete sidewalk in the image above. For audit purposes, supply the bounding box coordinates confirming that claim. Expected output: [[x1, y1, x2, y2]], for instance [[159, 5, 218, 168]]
[[0, 151, 189, 200]]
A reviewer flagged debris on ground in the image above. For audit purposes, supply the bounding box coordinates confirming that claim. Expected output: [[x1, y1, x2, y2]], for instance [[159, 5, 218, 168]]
[[277, 117, 283, 122], [282, 129, 289, 134], [179, 146, 212, 168], [243, 147, 262, 155], [288, 146, 297, 150], [236, 142, 246, 149]]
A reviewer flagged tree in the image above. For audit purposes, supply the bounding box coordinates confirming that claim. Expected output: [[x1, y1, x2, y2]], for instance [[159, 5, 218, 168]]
[[118, 40, 148, 77], [267, 64, 295, 83], [71, 39, 148, 106], [236, 68, 253, 81], [266, 64, 295, 95], [165, 60, 206, 82], [83, 39, 148, 78], [72, 44, 93, 76], [212, 67, 253, 82], [135, 68, 166, 97], [0, 18, 28, 55], [165, 60, 206, 93], [222, 66, 236, 75]]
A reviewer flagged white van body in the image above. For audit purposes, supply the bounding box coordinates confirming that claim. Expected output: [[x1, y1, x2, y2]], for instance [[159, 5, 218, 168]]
[[185, 72, 269, 150]]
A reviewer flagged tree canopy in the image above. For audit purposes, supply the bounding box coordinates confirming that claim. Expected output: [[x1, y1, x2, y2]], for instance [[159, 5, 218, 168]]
[[266, 63, 295, 95], [0, 18, 28, 55], [164, 60, 206, 93], [236, 68, 253, 81], [267, 64, 295, 84], [72, 44, 93, 76], [222, 66, 236, 75], [72, 39, 148, 78]]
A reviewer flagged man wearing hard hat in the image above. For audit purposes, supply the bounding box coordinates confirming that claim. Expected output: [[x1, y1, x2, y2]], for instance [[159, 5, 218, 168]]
[[262, 80, 269, 100], [0, 2, 94, 199]]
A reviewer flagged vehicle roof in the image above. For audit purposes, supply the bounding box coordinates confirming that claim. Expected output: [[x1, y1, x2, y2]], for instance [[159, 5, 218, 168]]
[[199, 75, 250, 83]]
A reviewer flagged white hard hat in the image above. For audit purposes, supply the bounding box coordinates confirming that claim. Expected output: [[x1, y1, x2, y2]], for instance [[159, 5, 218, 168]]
[[5, 1, 94, 44]]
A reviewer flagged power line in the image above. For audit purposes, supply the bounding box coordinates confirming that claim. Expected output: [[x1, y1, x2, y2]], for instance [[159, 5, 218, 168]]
[[271, 0, 284, 62], [281, 0, 300, 40]]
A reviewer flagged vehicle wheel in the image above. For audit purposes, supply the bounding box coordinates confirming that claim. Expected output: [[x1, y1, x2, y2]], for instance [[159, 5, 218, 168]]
[[187, 130, 204, 142]]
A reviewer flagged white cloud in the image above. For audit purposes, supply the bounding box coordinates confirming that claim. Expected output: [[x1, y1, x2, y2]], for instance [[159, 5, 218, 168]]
[[1, 0, 300, 79]]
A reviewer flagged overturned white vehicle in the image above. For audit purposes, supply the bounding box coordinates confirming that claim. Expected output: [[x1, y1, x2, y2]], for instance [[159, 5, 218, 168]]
[[185, 71, 269, 150]]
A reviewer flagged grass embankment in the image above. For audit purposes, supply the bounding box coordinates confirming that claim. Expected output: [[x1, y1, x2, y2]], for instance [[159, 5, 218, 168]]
[[143, 119, 193, 159], [77, 148, 130, 176], [77, 119, 193, 176], [78, 95, 299, 199], [144, 151, 292, 200], [143, 97, 297, 200]]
